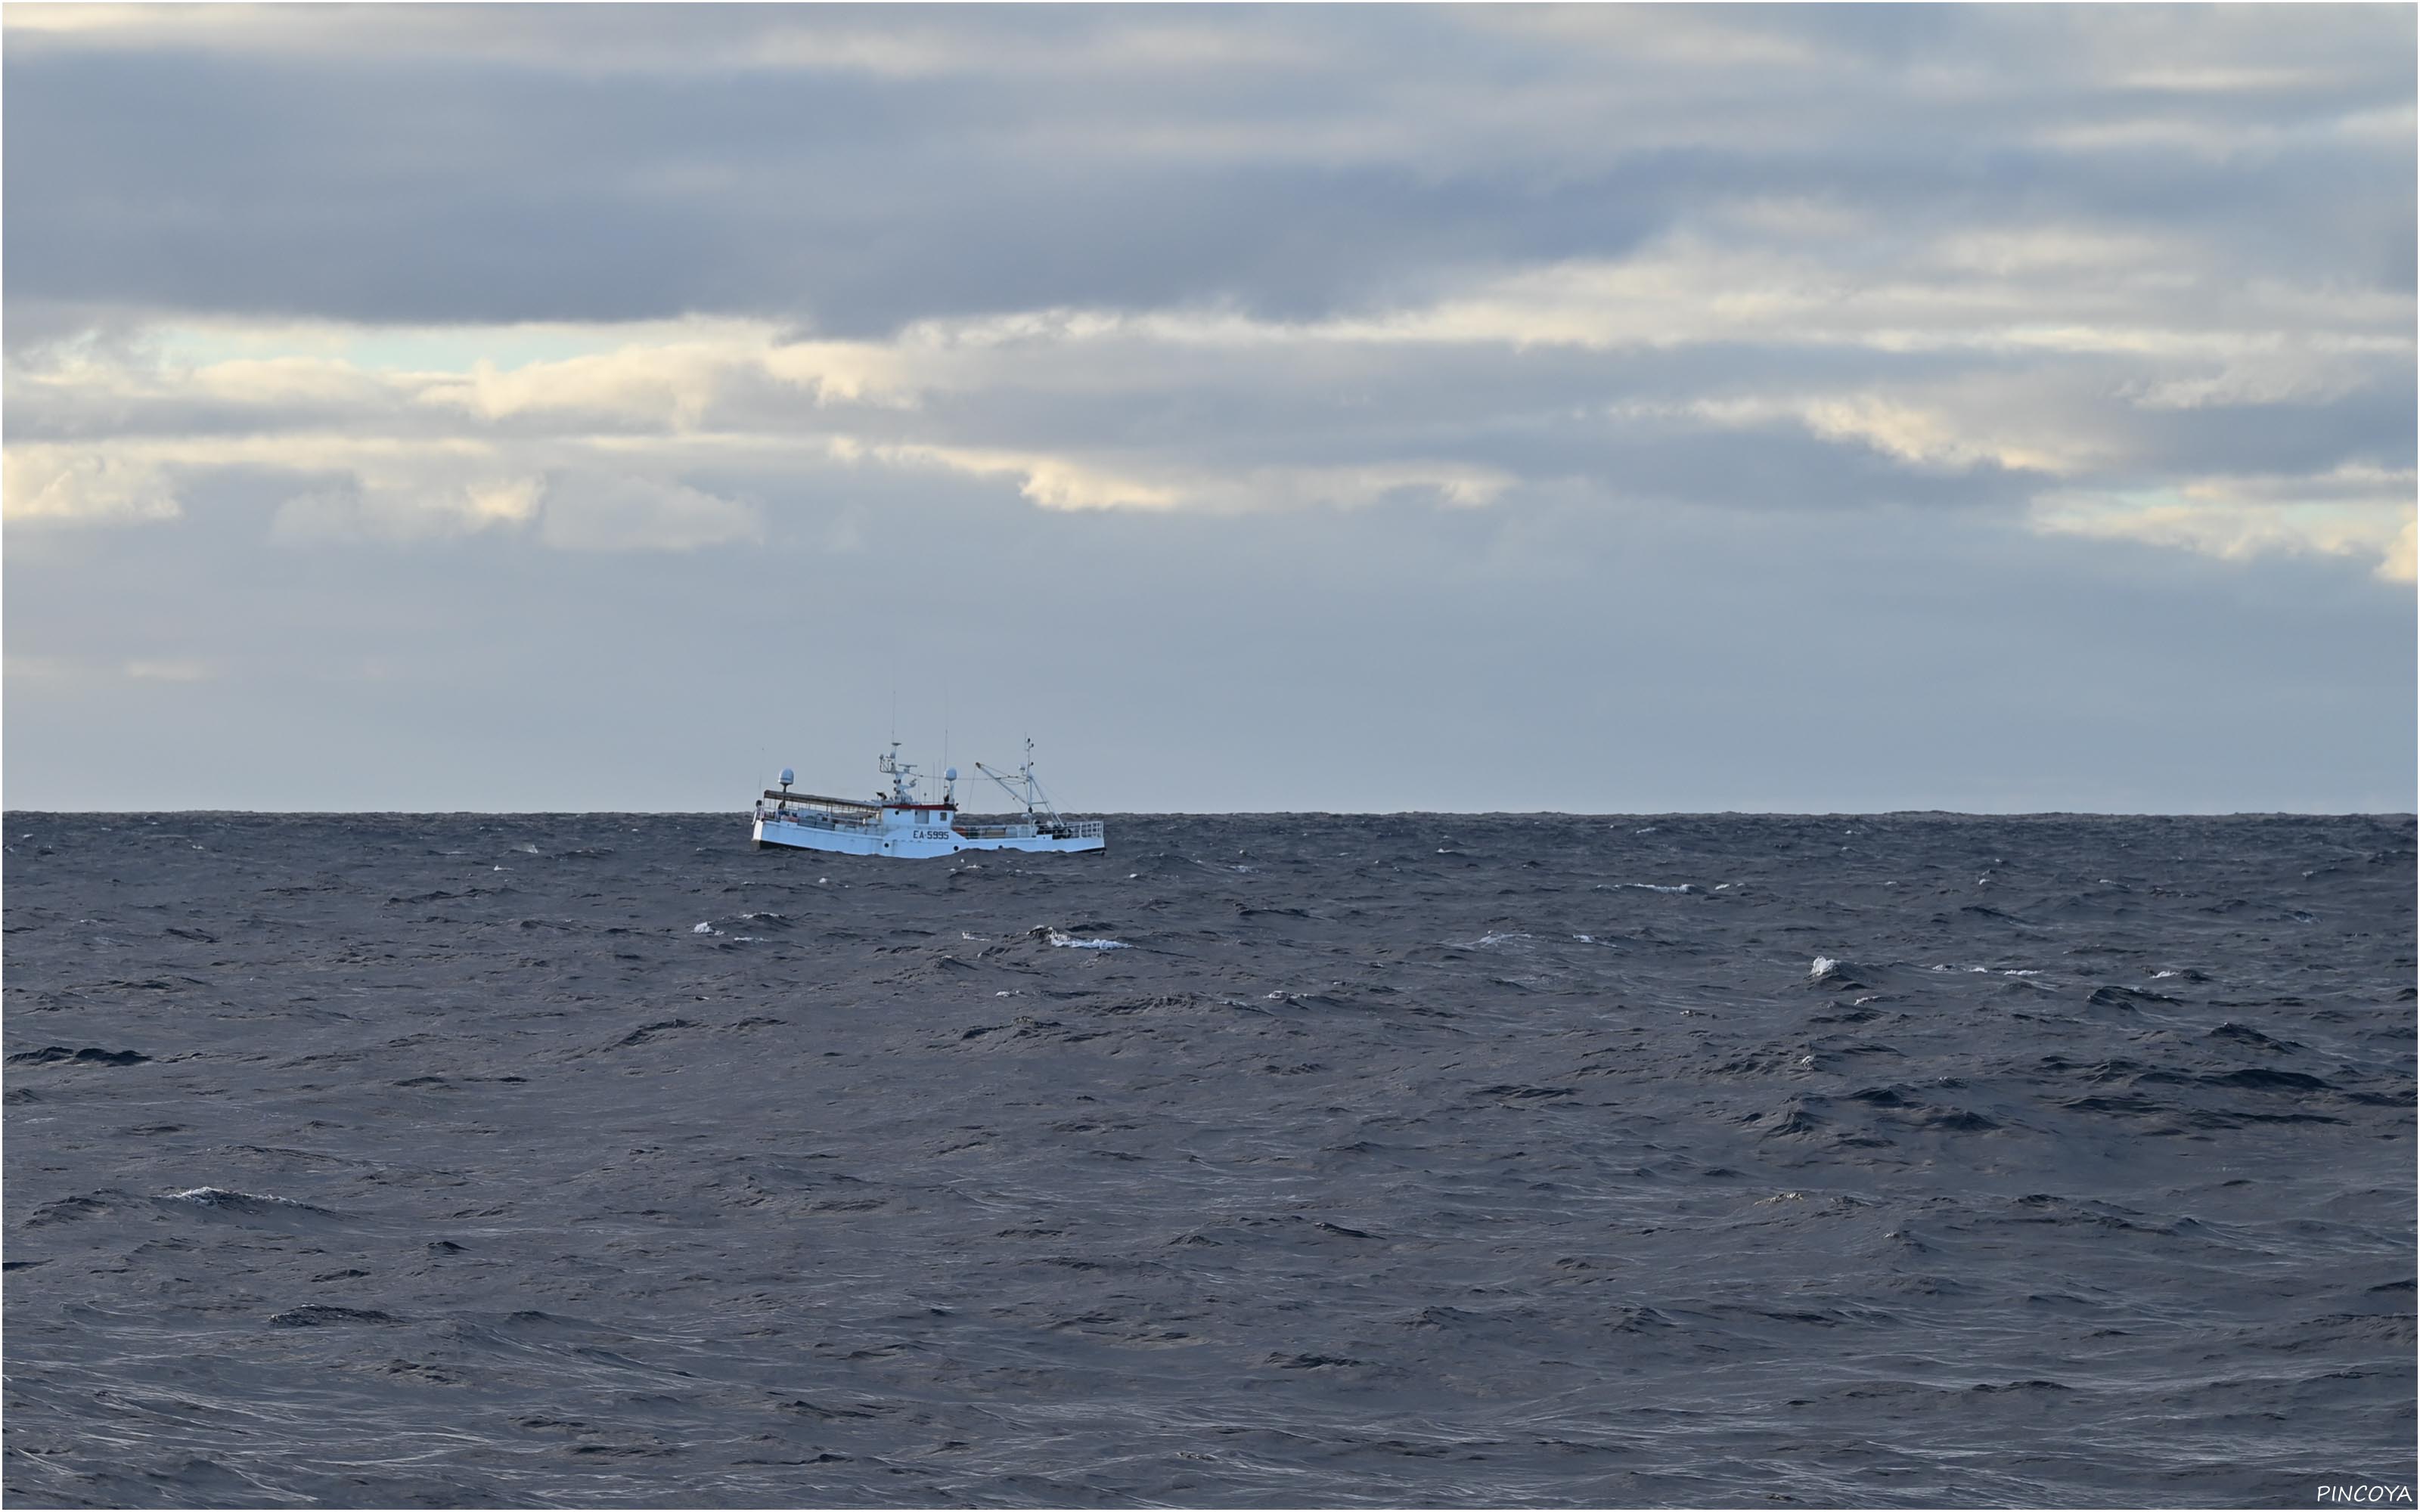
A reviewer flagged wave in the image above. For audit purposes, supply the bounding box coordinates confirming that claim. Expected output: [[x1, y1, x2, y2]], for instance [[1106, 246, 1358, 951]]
[[1046, 931, 1129, 950], [155, 1187, 347, 1222], [8, 1046, 149, 1067]]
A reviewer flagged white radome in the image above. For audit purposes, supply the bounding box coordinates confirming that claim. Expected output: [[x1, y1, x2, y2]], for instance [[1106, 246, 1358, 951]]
[[749, 739, 1105, 858]]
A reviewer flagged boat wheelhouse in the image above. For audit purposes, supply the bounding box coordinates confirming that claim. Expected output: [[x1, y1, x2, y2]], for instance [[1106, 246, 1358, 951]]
[[751, 741, 1106, 858]]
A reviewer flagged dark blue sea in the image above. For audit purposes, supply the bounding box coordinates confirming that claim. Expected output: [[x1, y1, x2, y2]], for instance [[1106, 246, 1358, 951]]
[[4, 812, 2414, 1507]]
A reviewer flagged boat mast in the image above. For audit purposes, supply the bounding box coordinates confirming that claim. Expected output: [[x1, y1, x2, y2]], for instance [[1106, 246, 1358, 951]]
[[974, 737, 1062, 826], [878, 741, 921, 805]]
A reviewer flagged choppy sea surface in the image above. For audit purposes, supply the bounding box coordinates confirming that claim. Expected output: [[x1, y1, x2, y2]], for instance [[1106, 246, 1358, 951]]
[[3, 812, 2413, 1508]]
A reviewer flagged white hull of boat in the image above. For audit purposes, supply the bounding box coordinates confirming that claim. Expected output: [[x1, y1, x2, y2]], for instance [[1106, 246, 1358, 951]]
[[752, 815, 1105, 858]]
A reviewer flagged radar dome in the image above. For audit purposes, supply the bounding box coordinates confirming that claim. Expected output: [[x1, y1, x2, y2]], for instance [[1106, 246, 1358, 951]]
[[945, 767, 958, 782], [779, 767, 796, 786]]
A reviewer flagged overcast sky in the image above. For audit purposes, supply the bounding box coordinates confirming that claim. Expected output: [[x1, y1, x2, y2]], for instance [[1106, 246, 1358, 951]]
[[5, 4, 2413, 813]]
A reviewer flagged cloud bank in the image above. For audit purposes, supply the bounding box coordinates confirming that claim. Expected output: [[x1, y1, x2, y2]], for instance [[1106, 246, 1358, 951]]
[[4, 5, 2412, 809]]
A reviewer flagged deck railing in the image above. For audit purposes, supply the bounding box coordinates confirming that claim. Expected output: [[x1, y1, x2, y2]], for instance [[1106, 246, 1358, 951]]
[[755, 804, 874, 833], [942, 819, 1106, 841], [951, 823, 1038, 840]]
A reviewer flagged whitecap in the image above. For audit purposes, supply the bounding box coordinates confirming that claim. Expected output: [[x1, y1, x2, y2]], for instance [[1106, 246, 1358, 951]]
[[1596, 881, 1696, 894], [691, 922, 715, 934], [1809, 957, 1841, 980], [1047, 931, 1128, 950], [166, 1186, 308, 1209]]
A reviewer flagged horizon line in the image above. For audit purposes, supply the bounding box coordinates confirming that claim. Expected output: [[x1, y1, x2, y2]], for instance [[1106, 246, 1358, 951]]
[[5, 807, 2413, 821]]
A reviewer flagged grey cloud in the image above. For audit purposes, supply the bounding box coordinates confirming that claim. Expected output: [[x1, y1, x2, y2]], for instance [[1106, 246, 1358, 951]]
[[8, 7, 2410, 333], [535, 472, 759, 552], [2115, 383, 2419, 481]]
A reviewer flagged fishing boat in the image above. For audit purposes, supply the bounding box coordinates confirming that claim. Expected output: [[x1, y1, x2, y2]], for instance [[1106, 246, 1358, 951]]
[[751, 740, 1106, 857]]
